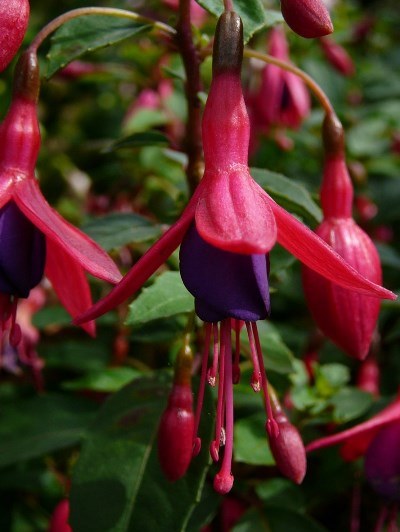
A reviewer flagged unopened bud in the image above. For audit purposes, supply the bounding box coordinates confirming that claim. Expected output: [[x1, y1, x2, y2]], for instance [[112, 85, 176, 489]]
[[319, 37, 355, 77], [13, 50, 40, 103], [356, 355, 380, 397], [49, 499, 72, 532], [157, 383, 195, 481], [0, 0, 30, 72], [280, 0, 333, 39]]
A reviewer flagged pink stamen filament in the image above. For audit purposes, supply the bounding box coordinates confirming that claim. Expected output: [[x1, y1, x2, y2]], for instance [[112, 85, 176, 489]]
[[213, 319, 234, 494], [192, 322, 212, 457], [233, 319, 241, 384], [211, 322, 225, 462], [245, 321, 262, 392], [207, 323, 219, 386], [252, 322, 279, 438]]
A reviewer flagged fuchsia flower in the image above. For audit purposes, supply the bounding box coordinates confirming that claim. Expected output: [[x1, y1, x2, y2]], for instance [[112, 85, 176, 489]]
[[76, 12, 394, 493], [306, 395, 400, 503], [49, 499, 72, 532], [0, 50, 121, 341], [250, 27, 310, 148], [302, 113, 383, 359], [319, 37, 355, 77], [0, 0, 30, 72], [280, 0, 333, 38]]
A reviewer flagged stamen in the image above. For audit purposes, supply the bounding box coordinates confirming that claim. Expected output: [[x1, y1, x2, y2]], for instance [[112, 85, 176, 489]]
[[207, 323, 219, 386], [192, 322, 212, 457], [252, 322, 279, 438], [232, 319, 241, 384], [210, 322, 225, 462], [9, 298, 21, 347], [213, 319, 234, 495], [245, 321, 262, 392]]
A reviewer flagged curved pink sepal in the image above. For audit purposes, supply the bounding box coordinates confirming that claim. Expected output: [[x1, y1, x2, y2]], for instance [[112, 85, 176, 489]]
[[45, 239, 95, 336], [75, 195, 198, 324], [306, 397, 400, 453], [13, 178, 122, 284], [196, 166, 277, 254], [268, 197, 396, 300]]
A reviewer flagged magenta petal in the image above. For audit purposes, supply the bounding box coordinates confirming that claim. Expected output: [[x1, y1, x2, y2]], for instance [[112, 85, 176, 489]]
[[268, 196, 396, 300], [195, 166, 277, 254], [75, 196, 198, 324], [306, 397, 400, 453], [13, 178, 122, 284], [45, 239, 95, 336]]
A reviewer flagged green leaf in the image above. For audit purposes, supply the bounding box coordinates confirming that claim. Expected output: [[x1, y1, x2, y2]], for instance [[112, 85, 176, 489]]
[[331, 387, 373, 423], [315, 363, 350, 397], [196, 0, 274, 44], [126, 271, 194, 326], [377, 243, 400, 269], [234, 412, 274, 466], [45, 15, 151, 78], [63, 367, 141, 393], [70, 374, 214, 532], [82, 213, 162, 251], [0, 395, 96, 468], [251, 168, 322, 225], [105, 131, 170, 152], [262, 506, 328, 532], [241, 321, 295, 375], [255, 478, 305, 511]]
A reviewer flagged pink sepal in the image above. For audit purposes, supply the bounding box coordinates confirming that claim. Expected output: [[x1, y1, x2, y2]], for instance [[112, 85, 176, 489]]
[[45, 239, 95, 336], [75, 193, 199, 324], [268, 196, 395, 300], [306, 396, 400, 455], [13, 178, 122, 285], [196, 166, 277, 254]]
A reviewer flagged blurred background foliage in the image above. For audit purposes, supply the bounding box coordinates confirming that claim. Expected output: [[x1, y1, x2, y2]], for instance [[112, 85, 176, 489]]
[[0, 0, 399, 530]]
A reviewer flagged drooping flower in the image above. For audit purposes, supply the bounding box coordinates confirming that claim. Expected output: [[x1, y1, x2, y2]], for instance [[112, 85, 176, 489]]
[[319, 36, 355, 76], [280, 0, 333, 39], [0, 0, 30, 72], [49, 499, 72, 532], [302, 113, 383, 359], [0, 50, 121, 341], [76, 11, 394, 492], [249, 27, 311, 150]]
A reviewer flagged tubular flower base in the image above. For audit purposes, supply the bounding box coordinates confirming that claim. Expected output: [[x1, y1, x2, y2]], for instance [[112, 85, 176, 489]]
[[0, 51, 121, 340]]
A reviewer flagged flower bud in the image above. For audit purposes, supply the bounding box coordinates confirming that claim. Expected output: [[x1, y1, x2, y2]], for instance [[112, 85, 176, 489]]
[[157, 382, 195, 481], [280, 0, 333, 39], [364, 422, 400, 501], [0, 0, 30, 72], [49, 499, 72, 532], [267, 390, 306, 484], [356, 355, 380, 397], [319, 37, 355, 76], [212, 11, 243, 76]]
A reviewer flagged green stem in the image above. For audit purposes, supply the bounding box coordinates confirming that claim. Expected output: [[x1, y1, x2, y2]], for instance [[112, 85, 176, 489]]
[[28, 6, 176, 53]]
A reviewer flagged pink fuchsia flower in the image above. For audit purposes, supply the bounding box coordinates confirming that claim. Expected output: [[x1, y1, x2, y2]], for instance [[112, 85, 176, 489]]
[[280, 0, 333, 38], [319, 37, 355, 76], [251, 27, 310, 146], [302, 113, 384, 359], [0, 50, 121, 340], [0, 0, 30, 72], [76, 12, 393, 494], [306, 395, 400, 502], [49, 499, 72, 532]]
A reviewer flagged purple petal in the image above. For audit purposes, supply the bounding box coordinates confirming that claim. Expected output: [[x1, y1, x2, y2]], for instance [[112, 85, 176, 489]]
[[180, 224, 270, 322]]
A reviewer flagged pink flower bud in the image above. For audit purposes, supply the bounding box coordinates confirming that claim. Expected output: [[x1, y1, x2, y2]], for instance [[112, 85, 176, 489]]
[[319, 37, 355, 76], [0, 0, 29, 72], [267, 411, 307, 484], [280, 0, 333, 38], [356, 356, 380, 397], [49, 499, 72, 532], [158, 383, 195, 481]]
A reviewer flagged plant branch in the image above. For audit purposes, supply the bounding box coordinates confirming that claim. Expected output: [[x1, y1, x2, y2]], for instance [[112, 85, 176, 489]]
[[176, 0, 203, 196], [28, 7, 176, 53]]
